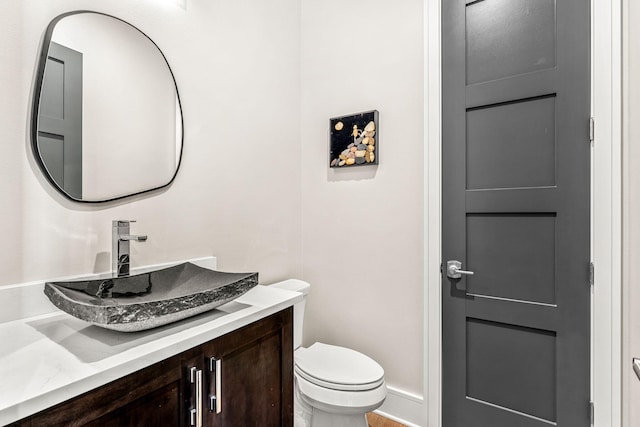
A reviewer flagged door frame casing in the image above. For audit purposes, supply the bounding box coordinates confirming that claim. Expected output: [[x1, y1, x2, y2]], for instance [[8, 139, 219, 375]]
[[423, 0, 623, 425]]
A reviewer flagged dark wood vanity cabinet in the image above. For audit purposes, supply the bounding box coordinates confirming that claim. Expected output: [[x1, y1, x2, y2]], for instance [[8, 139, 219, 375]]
[[12, 308, 293, 427]]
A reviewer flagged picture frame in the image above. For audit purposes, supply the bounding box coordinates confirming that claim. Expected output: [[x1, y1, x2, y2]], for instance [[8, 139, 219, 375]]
[[329, 110, 379, 168]]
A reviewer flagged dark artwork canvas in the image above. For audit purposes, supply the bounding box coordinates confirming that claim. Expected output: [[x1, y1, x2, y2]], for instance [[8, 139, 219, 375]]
[[329, 110, 378, 168]]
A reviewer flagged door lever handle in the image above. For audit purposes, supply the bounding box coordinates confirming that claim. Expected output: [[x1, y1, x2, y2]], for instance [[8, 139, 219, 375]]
[[447, 260, 474, 279]]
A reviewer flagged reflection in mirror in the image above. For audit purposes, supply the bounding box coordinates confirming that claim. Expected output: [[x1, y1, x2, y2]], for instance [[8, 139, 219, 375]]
[[32, 12, 183, 202]]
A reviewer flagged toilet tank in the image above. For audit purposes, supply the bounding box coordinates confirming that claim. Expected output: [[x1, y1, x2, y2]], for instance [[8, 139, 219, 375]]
[[270, 279, 310, 349]]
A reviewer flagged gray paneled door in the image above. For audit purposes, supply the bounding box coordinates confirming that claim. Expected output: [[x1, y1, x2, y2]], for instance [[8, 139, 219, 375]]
[[38, 42, 82, 200], [442, 0, 590, 426]]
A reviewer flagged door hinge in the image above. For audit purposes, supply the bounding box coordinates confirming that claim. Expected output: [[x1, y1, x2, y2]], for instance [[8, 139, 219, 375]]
[[590, 401, 594, 426], [589, 262, 594, 287], [589, 117, 595, 144], [440, 262, 443, 274]]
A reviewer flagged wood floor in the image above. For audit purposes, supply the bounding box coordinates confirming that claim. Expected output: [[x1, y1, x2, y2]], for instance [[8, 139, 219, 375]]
[[367, 412, 407, 427]]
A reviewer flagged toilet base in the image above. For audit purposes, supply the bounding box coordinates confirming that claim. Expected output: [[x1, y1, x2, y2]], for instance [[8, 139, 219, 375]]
[[294, 381, 376, 427], [310, 408, 368, 427]]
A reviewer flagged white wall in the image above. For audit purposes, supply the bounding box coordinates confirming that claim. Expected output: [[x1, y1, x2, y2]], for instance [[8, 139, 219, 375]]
[[0, 2, 26, 289], [300, 0, 424, 398], [0, 0, 302, 291]]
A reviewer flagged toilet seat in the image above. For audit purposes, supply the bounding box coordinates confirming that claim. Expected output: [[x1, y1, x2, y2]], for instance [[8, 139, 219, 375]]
[[294, 343, 385, 391], [296, 372, 387, 415]]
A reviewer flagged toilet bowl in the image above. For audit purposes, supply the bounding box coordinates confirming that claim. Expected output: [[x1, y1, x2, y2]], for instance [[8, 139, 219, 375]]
[[271, 280, 387, 427]]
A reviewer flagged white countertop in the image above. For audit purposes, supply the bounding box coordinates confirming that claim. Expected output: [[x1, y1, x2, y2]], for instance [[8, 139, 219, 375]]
[[0, 260, 302, 425]]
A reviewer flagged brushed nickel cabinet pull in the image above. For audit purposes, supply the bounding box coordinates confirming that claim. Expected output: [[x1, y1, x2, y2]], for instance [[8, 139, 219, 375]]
[[209, 357, 222, 414], [189, 367, 203, 427]]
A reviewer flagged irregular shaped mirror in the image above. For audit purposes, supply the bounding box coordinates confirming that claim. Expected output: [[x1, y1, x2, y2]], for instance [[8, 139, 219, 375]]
[[32, 12, 183, 202]]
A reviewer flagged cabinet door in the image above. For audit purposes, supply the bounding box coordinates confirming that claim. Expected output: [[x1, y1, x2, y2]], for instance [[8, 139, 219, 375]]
[[202, 307, 293, 427], [16, 348, 195, 427]]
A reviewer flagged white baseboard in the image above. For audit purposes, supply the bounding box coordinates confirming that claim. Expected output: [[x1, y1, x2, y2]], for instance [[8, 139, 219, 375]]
[[374, 385, 425, 427]]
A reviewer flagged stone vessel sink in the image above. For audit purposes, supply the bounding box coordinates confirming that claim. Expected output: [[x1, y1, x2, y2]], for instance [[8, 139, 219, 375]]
[[43, 263, 258, 332]]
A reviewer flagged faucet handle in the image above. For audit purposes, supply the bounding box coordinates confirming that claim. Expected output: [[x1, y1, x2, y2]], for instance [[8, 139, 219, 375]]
[[113, 220, 139, 228]]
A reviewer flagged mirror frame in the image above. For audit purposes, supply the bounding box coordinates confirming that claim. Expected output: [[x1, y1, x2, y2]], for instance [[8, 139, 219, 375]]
[[31, 10, 184, 203]]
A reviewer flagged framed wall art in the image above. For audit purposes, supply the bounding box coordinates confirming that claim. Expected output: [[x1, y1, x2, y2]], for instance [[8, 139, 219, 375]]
[[329, 110, 378, 168]]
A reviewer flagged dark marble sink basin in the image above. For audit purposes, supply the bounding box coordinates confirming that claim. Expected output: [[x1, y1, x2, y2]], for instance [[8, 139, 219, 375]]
[[43, 263, 258, 332]]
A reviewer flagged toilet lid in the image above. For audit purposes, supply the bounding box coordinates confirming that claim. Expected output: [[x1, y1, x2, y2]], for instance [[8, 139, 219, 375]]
[[295, 343, 385, 391]]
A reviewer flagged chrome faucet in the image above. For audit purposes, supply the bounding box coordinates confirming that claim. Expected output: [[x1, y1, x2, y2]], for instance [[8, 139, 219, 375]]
[[112, 220, 147, 277]]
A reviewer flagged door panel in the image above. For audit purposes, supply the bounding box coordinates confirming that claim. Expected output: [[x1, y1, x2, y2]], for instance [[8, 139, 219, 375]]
[[442, 0, 590, 425], [37, 42, 82, 200], [466, 0, 557, 85], [466, 318, 557, 422], [466, 213, 556, 304], [466, 96, 556, 190], [36, 134, 65, 185], [40, 58, 65, 117]]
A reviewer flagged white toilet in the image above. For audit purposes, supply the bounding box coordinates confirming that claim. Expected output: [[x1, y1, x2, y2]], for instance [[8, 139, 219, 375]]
[[271, 279, 387, 427]]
